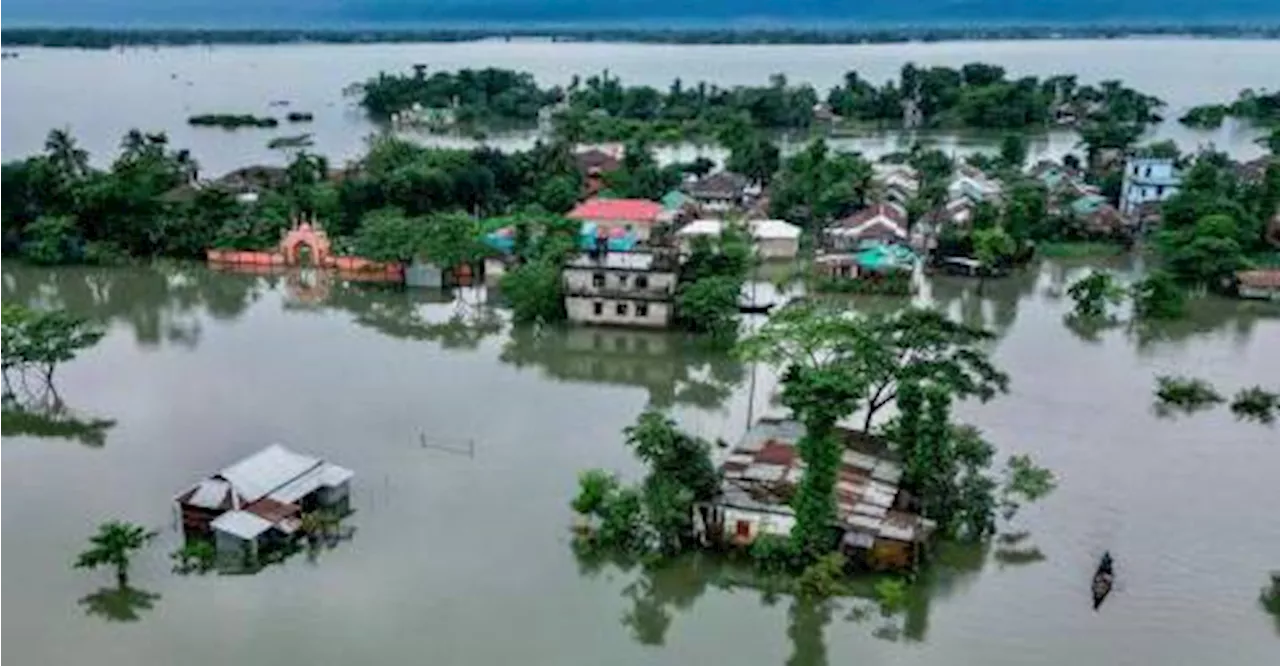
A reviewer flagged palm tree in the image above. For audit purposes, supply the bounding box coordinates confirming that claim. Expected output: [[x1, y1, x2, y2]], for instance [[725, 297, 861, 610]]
[[73, 521, 157, 587], [44, 128, 89, 180]]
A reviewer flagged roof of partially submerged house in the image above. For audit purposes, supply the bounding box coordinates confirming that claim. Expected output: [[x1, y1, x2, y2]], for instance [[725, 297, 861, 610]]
[[750, 219, 802, 240], [568, 198, 664, 223], [827, 203, 908, 240], [178, 444, 354, 510], [686, 171, 751, 200], [574, 148, 621, 174], [210, 510, 275, 540], [716, 418, 931, 544]]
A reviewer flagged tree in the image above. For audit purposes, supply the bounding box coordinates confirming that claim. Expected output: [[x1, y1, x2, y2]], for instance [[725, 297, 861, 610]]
[[1066, 271, 1125, 321], [352, 208, 422, 263], [1131, 270, 1187, 320], [854, 307, 1009, 431], [676, 276, 740, 338], [998, 133, 1028, 170], [726, 132, 781, 185], [1157, 213, 1248, 288], [22, 214, 80, 265], [501, 259, 565, 324], [2, 304, 105, 388], [739, 303, 882, 560], [73, 521, 157, 587], [420, 212, 486, 269]]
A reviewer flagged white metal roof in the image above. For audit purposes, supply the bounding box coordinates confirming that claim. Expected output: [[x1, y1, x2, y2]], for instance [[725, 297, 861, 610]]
[[219, 444, 322, 503], [268, 462, 354, 504], [566, 252, 659, 271], [750, 219, 802, 240], [210, 510, 274, 540], [187, 479, 231, 509], [676, 219, 725, 237]]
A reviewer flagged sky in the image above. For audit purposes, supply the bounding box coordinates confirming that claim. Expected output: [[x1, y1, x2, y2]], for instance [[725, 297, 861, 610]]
[[4, 0, 1279, 28]]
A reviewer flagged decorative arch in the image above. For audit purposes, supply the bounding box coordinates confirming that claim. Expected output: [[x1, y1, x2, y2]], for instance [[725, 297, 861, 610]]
[[280, 215, 332, 267]]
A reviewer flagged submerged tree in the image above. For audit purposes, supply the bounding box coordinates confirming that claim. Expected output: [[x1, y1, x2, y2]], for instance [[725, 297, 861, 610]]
[[1066, 270, 1125, 321], [1153, 376, 1224, 415], [2, 304, 105, 392], [1229, 387, 1280, 424], [74, 521, 157, 587]]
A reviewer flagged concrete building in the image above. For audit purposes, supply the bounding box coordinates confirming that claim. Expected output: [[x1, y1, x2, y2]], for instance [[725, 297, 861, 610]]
[[825, 203, 909, 250], [685, 171, 755, 213], [563, 251, 677, 328], [567, 198, 665, 243], [1121, 156, 1182, 216]]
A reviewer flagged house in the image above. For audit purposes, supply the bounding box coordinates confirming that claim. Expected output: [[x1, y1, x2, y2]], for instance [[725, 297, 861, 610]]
[[1235, 270, 1280, 301], [815, 243, 918, 280], [567, 198, 665, 243], [750, 219, 803, 260], [175, 444, 353, 561], [673, 218, 803, 260], [686, 171, 754, 212], [1067, 194, 1129, 237], [947, 168, 1003, 203], [1121, 156, 1181, 216], [872, 164, 920, 207], [825, 203, 909, 250], [704, 418, 933, 570], [562, 251, 677, 328]]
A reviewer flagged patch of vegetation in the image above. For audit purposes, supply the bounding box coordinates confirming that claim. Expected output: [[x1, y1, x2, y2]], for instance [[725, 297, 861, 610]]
[[1179, 104, 1229, 129], [188, 113, 279, 129], [267, 133, 314, 149], [1229, 387, 1280, 424], [171, 540, 216, 574], [873, 577, 910, 614], [812, 272, 913, 296], [1154, 376, 1225, 414], [285, 111, 314, 123]]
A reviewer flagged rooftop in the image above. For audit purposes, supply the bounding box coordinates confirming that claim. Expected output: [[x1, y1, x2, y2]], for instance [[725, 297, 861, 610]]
[[716, 418, 930, 544], [568, 198, 664, 223], [686, 171, 751, 200], [566, 251, 672, 273], [219, 443, 321, 504]]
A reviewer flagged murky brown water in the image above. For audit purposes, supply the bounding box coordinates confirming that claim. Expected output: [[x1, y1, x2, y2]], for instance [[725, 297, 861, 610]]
[[3, 260, 1277, 665], [3, 39, 1278, 173]]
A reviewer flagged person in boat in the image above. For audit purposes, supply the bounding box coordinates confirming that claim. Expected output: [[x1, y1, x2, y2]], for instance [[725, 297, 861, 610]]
[[1093, 552, 1115, 609], [1098, 551, 1114, 576]]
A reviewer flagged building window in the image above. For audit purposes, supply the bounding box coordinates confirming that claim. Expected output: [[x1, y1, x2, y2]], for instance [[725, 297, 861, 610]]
[[618, 274, 629, 287], [593, 301, 603, 316], [616, 302, 628, 316], [592, 273, 605, 287], [635, 303, 649, 318], [635, 275, 649, 289], [735, 520, 751, 539], [1144, 166, 1152, 178], [1156, 185, 1164, 197]]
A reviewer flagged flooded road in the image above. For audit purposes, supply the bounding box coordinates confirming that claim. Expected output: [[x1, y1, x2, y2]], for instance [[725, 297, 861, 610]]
[[2, 261, 1278, 665]]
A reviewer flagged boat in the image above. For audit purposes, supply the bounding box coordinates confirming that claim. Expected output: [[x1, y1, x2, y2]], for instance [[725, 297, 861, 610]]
[[1092, 551, 1115, 609]]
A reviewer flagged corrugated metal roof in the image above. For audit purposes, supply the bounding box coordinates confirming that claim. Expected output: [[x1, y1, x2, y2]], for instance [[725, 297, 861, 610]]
[[211, 510, 274, 540], [219, 444, 321, 503], [187, 479, 231, 509], [268, 462, 354, 504], [568, 198, 663, 223]]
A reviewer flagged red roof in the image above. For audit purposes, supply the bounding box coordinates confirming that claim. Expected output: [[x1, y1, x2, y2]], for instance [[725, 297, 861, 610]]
[[568, 198, 663, 224]]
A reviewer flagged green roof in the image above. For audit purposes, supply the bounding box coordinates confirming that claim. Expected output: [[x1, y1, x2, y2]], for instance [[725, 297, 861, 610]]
[[856, 243, 919, 272], [1070, 194, 1107, 215], [661, 190, 693, 211]]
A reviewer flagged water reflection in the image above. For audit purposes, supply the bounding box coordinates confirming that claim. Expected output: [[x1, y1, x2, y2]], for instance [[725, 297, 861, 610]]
[[2, 375, 116, 447], [2, 263, 264, 348], [572, 538, 996, 663], [77, 586, 160, 623], [501, 326, 745, 409]]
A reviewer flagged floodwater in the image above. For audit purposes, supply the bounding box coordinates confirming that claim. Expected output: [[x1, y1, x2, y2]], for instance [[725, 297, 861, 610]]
[[2, 39, 1278, 173], [2, 261, 1278, 665]]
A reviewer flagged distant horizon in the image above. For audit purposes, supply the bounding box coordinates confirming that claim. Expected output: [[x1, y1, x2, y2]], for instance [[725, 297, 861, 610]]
[[4, 0, 1279, 30]]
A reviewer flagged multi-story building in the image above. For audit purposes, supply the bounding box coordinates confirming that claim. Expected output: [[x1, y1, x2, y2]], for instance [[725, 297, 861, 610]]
[[562, 251, 677, 328], [1120, 156, 1181, 216]]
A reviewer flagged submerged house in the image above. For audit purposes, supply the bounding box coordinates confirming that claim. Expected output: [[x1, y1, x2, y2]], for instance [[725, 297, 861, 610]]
[[567, 198, 666, 243], [1120, 156, 1181, 217], [562, 250, 678, 328], [175, 444, 354, 560], [703, 418, 933, 570]]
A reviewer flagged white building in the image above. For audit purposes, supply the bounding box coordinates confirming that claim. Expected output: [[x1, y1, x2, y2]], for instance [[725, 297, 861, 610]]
[[674, 219, 802, 260], [562, 251, 677, 328], [1120, 156, 1182, 216]]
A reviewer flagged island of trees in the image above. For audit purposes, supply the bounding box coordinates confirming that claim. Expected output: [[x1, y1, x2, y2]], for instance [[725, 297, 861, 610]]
[[354, 64, 1164, 140], [1179, 89, 1280, 129], [188, 113, 280, 129]]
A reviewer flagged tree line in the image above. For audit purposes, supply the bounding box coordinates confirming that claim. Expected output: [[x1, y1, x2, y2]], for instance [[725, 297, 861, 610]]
[[355, 63, 1164, 140], [6, 25, 1280, 49]]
